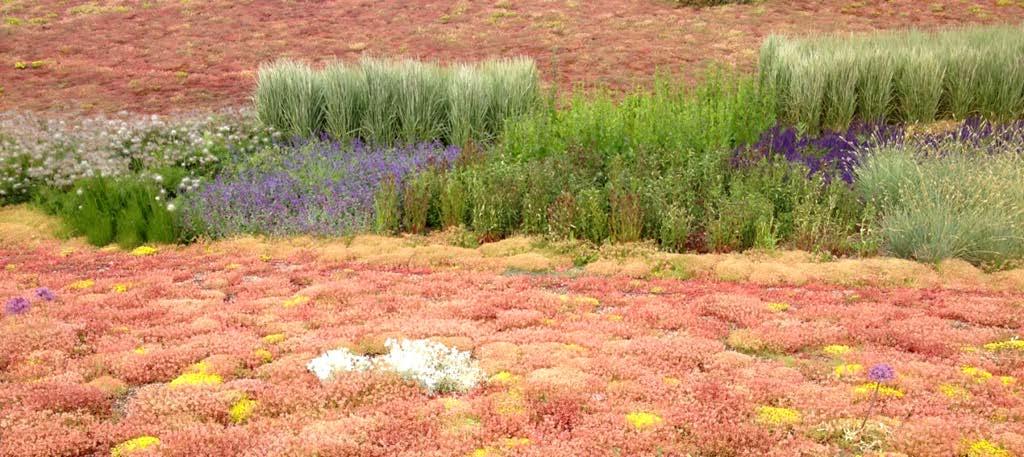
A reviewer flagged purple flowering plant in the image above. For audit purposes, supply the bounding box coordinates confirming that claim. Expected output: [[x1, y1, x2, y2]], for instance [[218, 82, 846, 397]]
[[732, 122, 904, 184], [34, 287, 56, 301], [3, 297, 30, 315], [180, 139, 460, 238]]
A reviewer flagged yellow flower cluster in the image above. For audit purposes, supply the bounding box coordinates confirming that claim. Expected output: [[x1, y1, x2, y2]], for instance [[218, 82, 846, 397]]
[[853, 383, 904, 398], [822, 345, 853, 357], [111, 436, 160, 456], [130, 246, 158, 256], [938, 384, 971, 401], [766, 302, 790, 312], [833, 364, 863, 377], [984, 339, 1024, 352], [966, 439, 1012, 457], [254, 349, 273, 363], [261, 333, 286, 344], [962, 366, 993, 383], [626, 411, 663, 430], [755, 406, 802, 427], [169, 361, 222, 388], [229, 396, 258, 424], [70, 279, 95, 290], [112, 283, 129, 293], [489, 371, 515, 385], [282, 295, 309, 308]]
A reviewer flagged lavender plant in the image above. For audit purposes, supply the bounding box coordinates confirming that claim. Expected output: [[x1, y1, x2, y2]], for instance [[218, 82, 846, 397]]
[[180, 139, 459, 238], [733, 122, 905, 184]]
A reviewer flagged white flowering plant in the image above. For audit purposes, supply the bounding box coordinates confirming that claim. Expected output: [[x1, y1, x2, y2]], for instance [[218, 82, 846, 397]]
[[0, 109, 278, 204], [307, 339, 484, 395]]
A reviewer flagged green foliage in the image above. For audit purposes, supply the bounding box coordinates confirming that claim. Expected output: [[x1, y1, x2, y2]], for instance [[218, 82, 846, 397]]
[[373, 176, 400, 234], [500, 70, 775, 163], [34, 176, 180, 248], [762, 25, 1024, 130], [438, 172, 468, 229], [856, 139, 1024, 269], [465, 162, 523, 241], [255, 57, 539, 145], [401, 170, 436, 234], [254, 59, 324, 137]]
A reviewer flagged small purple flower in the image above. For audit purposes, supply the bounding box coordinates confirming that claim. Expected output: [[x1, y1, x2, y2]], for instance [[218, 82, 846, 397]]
[[34, 287, 56, 301], [3, 297, 30, 316], [867, 363, 896, 383]]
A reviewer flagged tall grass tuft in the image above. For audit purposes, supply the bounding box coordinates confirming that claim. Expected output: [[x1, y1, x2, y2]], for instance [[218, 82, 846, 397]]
[[857, 130, 1024, 270], [322, 62, 368, 141], [254, 59, 324, 137], [254, 57, 539, 145], [448, 64, 492, 147], [762, 25, 1024, 129]]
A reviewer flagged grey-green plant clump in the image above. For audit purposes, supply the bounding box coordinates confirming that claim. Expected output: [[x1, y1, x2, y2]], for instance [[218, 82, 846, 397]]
[[254, 56, 540, 145], [761, 25, 1024, 131]]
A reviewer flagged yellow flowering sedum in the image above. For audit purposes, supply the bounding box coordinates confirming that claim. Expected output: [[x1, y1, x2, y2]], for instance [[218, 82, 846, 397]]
[[111, 436, 160, 456], [853, 383, 904, 398], [255, 349, 273, 363], [626, 411, 663, 430], [999, 376, 1016, 387], [489, 371, 515, 384], [70, 279, 95, 290], [229, 396, 258, 424], [939, 384, 971, 401], [261, 333, 286, 344], [833, 364, 863, 377], [983, 339, 1024, 352], [962, 366, 993, 383], [112, 284, 129, 293], [169, 361, 222, 388], [282, 295, 309, 308], [766, 302, 790, 312], [756, 406, 802, 427], [966, 439, 1012, 457], [822, 345, 853, 357], [130, 246, 158, 256]]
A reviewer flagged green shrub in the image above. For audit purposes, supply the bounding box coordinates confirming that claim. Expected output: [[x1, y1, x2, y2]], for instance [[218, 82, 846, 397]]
[[401, 170, 436, 234], [762, 25, 1024, 129], [438, 172, 468, 228], [500, 70, 774, 163], [658, 204, 693, 253], [607, 157, 644, 243], [373, 176, 400, 234], [255, 57, 539, 145], [574, 187, 609, 244], [857, 139, 1024, 269], [34, 176, 180, 248], [466, 163, 523, 241]]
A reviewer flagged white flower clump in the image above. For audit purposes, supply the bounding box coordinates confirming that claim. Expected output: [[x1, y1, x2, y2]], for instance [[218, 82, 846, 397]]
[[0, 108, 275, 203], [307, 348, 374, 381], [380, 338, 484, 394], [307, 338, 484, 394]]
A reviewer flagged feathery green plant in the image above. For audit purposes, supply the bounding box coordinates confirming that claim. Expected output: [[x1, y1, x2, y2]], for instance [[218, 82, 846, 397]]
[[254, 56, 539, 145], [762, 25, 1024, 130]]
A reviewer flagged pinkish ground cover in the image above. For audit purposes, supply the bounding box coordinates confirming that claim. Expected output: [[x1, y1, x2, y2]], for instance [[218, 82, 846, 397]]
[[2, 239, 1024, 456]]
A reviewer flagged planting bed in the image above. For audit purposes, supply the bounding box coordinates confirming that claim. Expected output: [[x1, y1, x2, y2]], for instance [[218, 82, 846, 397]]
[[2, 215, 1024, 456], [3, 0, 1024, 113]]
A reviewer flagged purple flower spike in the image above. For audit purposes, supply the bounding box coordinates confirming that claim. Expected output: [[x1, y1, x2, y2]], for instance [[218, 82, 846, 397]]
[[3, 297, 30, 316], [867, 363, 896, 383], [35, 287, 56, 301]]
